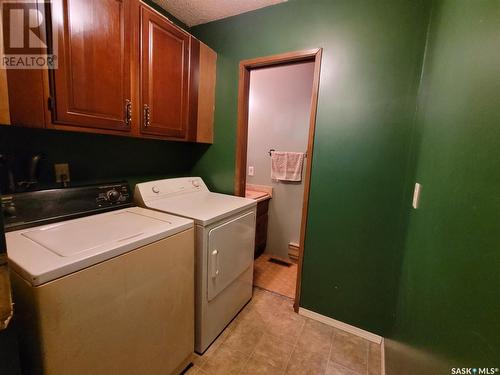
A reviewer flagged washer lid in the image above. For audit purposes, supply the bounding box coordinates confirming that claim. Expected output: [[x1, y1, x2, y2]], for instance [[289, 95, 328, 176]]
[[144, 192, 256, 226], [22, 210, 167, 257], [6, 207, 193, 286]]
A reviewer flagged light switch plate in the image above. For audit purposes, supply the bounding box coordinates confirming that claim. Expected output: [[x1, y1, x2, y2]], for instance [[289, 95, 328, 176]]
[[248, 166, 254, 176], [412, 183, 422, 209]]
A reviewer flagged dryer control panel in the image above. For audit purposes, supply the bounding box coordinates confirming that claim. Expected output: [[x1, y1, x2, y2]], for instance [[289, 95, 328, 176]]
[[135, 177, 209, 203]]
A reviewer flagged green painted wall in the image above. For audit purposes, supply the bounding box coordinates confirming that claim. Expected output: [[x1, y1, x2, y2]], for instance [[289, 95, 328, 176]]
[[191, 0, 431, 334], [386, 0, 500, 373]]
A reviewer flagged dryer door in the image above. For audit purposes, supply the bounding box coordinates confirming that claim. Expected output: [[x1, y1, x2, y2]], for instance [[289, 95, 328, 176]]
[[207, 211, 255, 301]]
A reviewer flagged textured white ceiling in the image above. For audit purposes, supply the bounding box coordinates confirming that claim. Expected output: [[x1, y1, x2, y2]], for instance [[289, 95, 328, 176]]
[[151, 0, 287, 27]]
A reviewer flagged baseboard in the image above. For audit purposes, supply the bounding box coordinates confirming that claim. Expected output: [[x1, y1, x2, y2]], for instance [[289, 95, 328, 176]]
[[298, 307, 383, 344], [288, 242, 299, 262]]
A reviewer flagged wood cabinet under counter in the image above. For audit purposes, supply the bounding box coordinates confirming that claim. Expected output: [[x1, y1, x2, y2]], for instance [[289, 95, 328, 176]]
[[246, 188, 272, 258], [255, 198, 270, 258]]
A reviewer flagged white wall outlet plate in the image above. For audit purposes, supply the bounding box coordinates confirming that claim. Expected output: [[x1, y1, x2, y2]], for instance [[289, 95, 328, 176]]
[[248, 166, 255, 176], [412, 183, 422, 209], [54, 163, 71, 183]]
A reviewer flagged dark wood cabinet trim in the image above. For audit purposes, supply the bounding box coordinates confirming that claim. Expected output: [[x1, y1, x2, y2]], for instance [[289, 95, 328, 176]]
[[187, 37, 200, 141]]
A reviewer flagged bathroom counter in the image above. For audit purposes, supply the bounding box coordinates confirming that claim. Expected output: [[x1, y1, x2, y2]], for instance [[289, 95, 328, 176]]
[[245, 189, 271, 202]]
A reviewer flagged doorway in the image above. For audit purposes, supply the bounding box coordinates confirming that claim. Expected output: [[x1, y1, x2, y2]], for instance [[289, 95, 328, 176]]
[[235, 49, 322, 311]]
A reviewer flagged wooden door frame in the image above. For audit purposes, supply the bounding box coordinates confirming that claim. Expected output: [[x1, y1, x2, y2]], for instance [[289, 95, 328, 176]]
[[234, 48, 323, 312]]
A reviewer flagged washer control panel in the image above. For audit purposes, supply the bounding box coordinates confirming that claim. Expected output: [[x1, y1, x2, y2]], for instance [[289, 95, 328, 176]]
[[96, 184, 131, 207], [2, 182, 133, 232]]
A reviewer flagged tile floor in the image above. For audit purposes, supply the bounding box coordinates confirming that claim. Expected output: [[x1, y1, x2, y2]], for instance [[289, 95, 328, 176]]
[[253, 254, 298, 298], [187, 288, 381, 375]]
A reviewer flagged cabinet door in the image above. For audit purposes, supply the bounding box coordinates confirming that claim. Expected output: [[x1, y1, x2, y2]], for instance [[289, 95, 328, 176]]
[[188, 39, 217, 143], [51, 0, 132, 131], [140, 5, 190, 139]]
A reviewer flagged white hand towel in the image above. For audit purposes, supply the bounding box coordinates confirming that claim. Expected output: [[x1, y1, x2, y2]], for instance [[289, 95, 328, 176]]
[[271, 151, 287, 180], [284, 152, 305, 181], [271, 151, 305, 182]]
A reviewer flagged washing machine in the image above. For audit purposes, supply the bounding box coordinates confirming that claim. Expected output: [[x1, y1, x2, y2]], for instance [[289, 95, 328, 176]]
[[135, 177, 257, 353], [4, 182, 195, 375]]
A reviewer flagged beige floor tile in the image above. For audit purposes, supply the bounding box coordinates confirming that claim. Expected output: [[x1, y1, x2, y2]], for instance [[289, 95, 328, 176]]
[[235, 307, 270, 330], [191, 353, 206, 368], [200, 344, 250, 375], [330, 330, 368, 374], [325, 361, 362, 375], [368, 342, 382, 375], [223, 318, 265, 354], [252, 333, 295, 369], [196, 288, 380, 375], [248, 286, 267, 302], [183, 364, 200, 374], [200, 321, 235, 360], [267, 309, 306, 344], [237, 297, 277, 329], [184, 364, 211, 375], [285, 347, 329, 375], [253, 288, 287, 313], [277, 302, 304, 320], [296, 318, 334, 355], [241, 356, 284, 375], [281, 297, 295, 311]]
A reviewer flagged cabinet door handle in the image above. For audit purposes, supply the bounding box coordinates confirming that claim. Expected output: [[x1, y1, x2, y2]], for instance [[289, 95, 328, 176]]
[[143, 104, 151, 127], [125, 99, 132, 126]]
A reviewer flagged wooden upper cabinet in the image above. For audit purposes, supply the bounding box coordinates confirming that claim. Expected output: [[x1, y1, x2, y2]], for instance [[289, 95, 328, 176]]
[[139, 4, 190, 139], [3, 0, 216, 142], [2, 1, 48, 128], [50, 0, 132, 131], [188, 39, 217, 143]]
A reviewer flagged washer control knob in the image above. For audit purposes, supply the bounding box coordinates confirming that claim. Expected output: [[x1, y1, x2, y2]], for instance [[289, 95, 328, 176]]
[[152, 186, 160, 194], [107, 189, 121, 202], [192, 180, 200, 188]]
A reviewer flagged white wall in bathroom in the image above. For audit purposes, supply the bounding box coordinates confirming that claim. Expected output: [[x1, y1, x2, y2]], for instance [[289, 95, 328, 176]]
[[247, 61, 315, 260]]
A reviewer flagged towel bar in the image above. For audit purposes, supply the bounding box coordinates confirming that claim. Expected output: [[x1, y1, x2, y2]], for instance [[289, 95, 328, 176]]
[[268, 149, 307, 157]]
